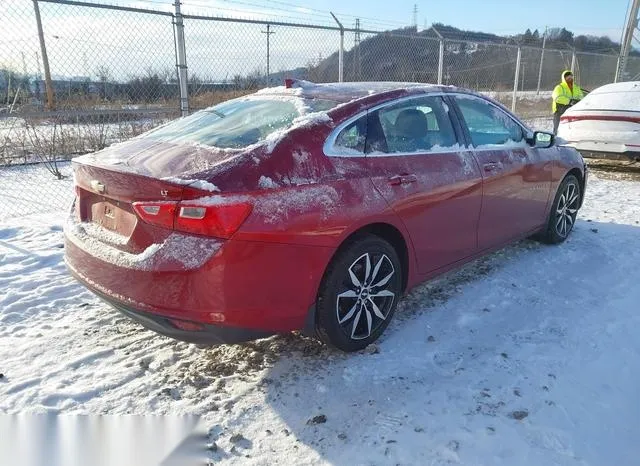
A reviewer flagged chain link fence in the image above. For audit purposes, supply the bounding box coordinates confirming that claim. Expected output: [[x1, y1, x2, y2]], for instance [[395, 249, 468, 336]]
[[1, 0, 636, 219]]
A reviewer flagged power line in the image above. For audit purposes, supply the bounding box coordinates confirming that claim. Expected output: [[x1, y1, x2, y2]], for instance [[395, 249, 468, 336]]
[[184, 0, 409, 29], [259, 0, 410, 27], [182, 0, 336, 26]]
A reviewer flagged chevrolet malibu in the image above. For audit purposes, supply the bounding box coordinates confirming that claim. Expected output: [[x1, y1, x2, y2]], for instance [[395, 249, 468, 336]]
[[65, 80, 587, 352]]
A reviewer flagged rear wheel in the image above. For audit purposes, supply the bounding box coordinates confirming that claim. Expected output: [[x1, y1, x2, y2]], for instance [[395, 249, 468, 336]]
[[316, 235, 402, 352], [538, 174, 581, 244]]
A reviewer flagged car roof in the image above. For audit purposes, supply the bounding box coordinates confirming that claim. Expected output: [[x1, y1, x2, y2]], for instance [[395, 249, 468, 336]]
[[567, 81, 640, 113], [589, 81, 640, 95], [254, 80, 451, 103]]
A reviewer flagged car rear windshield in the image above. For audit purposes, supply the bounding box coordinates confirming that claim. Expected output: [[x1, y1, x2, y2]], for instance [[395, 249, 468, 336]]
[[141, 97, 339, 149]]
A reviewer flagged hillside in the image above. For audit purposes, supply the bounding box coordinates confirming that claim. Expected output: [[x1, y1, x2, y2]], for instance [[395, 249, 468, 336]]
[[301, 24, 637, 90]]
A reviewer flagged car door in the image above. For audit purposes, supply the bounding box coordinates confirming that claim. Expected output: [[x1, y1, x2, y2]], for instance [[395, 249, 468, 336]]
[[362, 95, 483, 275], [452, 95, 551, 251]]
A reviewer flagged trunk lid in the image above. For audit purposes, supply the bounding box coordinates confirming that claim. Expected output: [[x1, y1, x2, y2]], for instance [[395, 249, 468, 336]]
[[72, 161, 187, 254], [70, 139, 253, 256], [74, 137, 244, 179]]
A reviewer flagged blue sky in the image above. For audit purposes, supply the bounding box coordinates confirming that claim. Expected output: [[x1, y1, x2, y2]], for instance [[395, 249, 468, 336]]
[[171, 0, 631, 40]]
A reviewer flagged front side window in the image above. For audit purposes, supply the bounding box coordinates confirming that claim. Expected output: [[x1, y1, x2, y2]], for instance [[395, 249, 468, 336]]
[[374, 96, 458, 154], [455, 96, 525, 147]]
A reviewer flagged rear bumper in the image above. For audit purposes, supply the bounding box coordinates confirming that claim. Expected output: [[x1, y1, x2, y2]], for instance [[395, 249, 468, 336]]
[[565, 141, 640, 159], [64, 220, 334, 336], [87, 284, 275, 345], [576, 149, 640, 161]]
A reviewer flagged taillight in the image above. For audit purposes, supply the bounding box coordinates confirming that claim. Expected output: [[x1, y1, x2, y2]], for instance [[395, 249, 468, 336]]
[[132, 199, 252, 239], [132, 202, 177, 230]]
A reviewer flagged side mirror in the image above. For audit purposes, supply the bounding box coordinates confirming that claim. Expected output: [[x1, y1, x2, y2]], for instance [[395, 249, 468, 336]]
[[530, 131, 554, 149]]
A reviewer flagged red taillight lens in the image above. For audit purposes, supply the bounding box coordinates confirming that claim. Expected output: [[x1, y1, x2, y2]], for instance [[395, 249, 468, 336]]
[[175, 202, 252, 238], [132, 199, 252, 239], [132, 202, 178, 230]]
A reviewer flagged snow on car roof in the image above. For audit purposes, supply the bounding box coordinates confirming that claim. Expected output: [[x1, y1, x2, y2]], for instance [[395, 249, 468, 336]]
[[256, 80, 444, 103], [588, 81, 640, 95], [568, 81, 640, 113]]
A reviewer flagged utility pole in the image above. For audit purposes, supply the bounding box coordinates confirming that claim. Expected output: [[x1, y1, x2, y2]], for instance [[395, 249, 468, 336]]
[[173, 0, 189, 116], [32, 0, 55, 110], [536, 26, 547, 95], [616, 0, 640, 82], [412, 4, 418, 29], [21, 52, 28, 77], [330, 13, 344, 83], [35, 51, 42, 102], [261, 24, 275, 86], [354, 18, 361, 80]]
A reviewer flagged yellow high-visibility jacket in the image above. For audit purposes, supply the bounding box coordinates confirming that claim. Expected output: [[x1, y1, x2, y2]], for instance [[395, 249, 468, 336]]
[[552, 70, 584, 113]]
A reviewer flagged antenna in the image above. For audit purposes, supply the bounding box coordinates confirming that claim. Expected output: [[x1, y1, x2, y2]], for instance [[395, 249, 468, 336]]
[[412, 4, 418, 29]]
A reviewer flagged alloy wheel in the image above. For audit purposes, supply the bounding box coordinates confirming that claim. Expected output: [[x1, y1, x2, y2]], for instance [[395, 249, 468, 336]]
[[555, 181, 580, 238], [335, 252, 396, 340]]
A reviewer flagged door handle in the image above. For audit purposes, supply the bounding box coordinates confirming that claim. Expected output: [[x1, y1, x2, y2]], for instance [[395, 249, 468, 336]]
[[388, 174, 417, 186], [388, 175, 403, 185], [483, 162, 501, 172]]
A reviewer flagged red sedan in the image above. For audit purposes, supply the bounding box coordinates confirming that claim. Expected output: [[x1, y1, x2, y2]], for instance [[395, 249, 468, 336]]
[[65, 81, 587, 352]]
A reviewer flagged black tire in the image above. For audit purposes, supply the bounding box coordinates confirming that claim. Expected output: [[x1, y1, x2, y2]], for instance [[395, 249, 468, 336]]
[[316, 234, 403, 352], [538, 174, 581, 244]]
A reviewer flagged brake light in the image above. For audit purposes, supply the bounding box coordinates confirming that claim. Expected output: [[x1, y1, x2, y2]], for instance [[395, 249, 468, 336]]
[[132, 200, 252, 239], [132, 202, 177, 230], [175, 202, 252, 238]]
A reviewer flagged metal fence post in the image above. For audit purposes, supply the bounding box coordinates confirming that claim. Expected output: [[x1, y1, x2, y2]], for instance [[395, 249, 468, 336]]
[[173, 0, 189, 116], [512, 46, 521, 113], [536, 27, 547, 95], [438, 39, 444, 85], [32, 0, 55, 110], [330, 13, 344, 82], [571, 49, 576, 73]]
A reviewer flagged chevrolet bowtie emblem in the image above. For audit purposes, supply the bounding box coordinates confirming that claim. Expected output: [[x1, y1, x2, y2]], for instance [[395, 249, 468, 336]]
[[90, 180, 105, 194]]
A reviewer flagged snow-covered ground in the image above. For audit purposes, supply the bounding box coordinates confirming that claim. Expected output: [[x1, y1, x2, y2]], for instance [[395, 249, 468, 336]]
[[0, 162, 74, 219], [0, 117, 168, 166], [1, 170, 640, 464]]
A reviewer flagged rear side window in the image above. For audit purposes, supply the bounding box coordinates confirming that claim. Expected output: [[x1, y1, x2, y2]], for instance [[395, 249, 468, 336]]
[[334, 116, 367, 154], [143, 97, 338, 149], [373, 96, 457, 154], [455, 96, 524, 147]]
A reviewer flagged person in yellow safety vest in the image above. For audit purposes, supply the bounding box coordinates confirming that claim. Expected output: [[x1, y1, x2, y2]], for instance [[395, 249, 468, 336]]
[[552, 70, 584, 135]]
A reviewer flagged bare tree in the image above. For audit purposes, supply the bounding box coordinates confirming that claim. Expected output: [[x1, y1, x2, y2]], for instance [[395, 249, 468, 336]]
[[96, 65, 112, 101]]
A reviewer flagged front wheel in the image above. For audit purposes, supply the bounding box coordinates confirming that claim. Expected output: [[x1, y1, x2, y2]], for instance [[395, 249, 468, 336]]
[[538, 174, 581, 244], [315, 235, 403, 352]]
